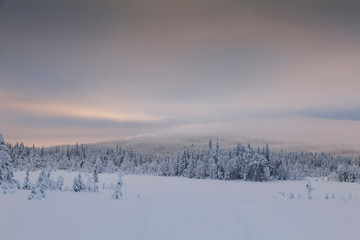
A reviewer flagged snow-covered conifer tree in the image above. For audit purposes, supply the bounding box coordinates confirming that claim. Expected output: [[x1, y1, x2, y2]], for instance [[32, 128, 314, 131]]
[[46, 172, 55, 190], [73, 173, 86, 192], [55, 176, 64, 191], [242, 144, 254, 180], [208, 139, 213, 152], [29, 164, 48, 199], [36, 164, 48, 191], [85, 174, 92, 191], [112, 172, 124, 199], [178, 148, 187, 176], [264, 143, 270, 162], [195, 147, 205, 179], [0, 133, 18, 192], [169, 155, 177, 176], [160, 154, 170, 176], [185, 144, 195, 178], [224, 160, 231, 180], [270, 151, 286, 180], [22, 164, 32, 190], [93, 159, 99, 192], [208, 157, 217, 179]]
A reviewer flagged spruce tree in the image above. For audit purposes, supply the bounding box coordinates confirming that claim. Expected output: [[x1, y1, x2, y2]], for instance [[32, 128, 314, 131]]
[[0, 133, 17, 191], [185, 144, 195, 178], [264, 143, 270, 162], [178, 148, 187, 176], [93, 159, 99, 192], [36, 164, 48, 191], [73, 173, 86, 192], [112, 173, 124, 199], [55, 176, 64, 191], [22, 164, 32, 190]]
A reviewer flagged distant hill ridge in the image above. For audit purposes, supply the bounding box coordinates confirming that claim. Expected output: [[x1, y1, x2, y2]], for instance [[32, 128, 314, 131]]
[[46, 132, 360, 157]]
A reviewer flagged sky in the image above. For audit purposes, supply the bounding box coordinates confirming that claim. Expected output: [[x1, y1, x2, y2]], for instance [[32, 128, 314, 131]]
[[1, 0, 360, 147]]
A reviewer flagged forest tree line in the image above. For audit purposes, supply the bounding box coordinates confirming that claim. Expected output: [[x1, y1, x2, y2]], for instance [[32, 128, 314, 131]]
[[6, 139, 360, 183]]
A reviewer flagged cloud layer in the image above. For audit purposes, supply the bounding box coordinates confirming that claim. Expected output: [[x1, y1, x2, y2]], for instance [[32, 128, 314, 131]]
[[1, 0, 360, 146]]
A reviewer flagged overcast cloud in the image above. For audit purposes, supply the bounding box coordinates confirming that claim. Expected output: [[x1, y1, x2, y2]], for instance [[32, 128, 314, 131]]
[[1, 0, 360, 146]]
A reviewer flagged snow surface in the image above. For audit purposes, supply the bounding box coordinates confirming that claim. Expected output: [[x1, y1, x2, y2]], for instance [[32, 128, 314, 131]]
[[1, 171, 360, 240]]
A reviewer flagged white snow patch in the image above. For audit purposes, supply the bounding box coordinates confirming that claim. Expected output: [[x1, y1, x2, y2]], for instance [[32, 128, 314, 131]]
[[1, 171, 359, 240]]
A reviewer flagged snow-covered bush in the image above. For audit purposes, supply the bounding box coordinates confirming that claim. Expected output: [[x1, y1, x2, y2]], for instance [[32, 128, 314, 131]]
[[28, 186, 45, 200], [306, 181, 314, 200], [289, 192, 295, 199], [63, 186, 72, 192]]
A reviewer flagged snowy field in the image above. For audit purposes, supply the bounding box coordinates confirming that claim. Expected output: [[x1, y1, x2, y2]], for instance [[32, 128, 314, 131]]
[[1, 171, 360, 240]]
